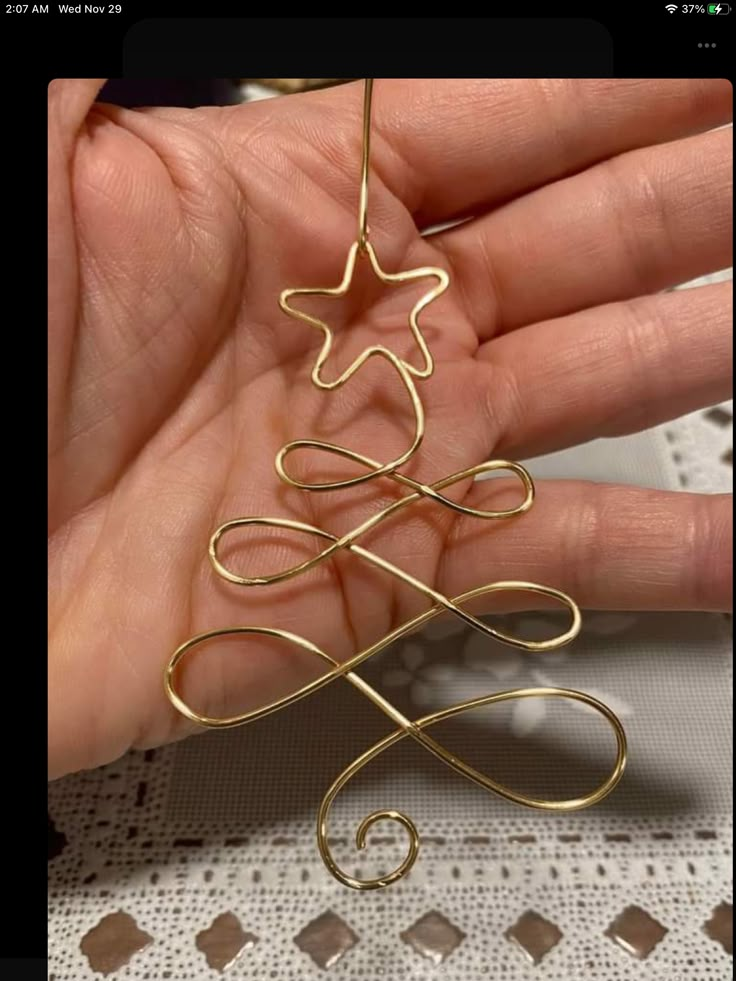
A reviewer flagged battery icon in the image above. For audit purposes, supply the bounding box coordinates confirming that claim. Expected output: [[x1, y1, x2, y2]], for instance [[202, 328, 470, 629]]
[[707, 3, 730, 12]]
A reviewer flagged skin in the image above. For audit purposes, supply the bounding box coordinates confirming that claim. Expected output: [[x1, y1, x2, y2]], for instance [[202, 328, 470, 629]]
[[48, 78, 733, 780]]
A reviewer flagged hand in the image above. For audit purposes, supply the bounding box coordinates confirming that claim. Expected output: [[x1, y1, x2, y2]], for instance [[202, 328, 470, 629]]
[[48, 78, 732, 779]]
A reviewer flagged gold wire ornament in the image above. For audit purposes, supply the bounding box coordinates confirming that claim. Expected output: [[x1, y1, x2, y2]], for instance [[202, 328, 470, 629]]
[[164, 78, 627, 891]]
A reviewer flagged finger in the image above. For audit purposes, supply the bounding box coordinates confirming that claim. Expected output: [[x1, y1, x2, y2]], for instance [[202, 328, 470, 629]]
[[433, 126, 732, 338], [48, 78, 108, 505], [362, 78, 731, 226], [218, 79, 731, 235], [439, 481, 732, 613], [473, 281, 732, 460], [157, 480, 732, 756], [48, 78, 108, 155]]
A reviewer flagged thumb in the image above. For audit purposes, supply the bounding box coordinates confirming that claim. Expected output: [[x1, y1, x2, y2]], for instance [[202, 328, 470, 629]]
[[48, 79, 107, 481], [48, 78, 108, 157]]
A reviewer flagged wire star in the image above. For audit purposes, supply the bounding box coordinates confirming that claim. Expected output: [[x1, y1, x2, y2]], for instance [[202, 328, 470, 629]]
[[279, 239, 450, 391]]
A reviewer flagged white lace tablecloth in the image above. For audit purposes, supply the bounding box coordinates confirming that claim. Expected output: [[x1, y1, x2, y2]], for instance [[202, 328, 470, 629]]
[[49, 260, 733, 981]]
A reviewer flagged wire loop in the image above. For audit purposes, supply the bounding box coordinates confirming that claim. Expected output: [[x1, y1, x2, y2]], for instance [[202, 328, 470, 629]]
[[164, 78, 627, 889]]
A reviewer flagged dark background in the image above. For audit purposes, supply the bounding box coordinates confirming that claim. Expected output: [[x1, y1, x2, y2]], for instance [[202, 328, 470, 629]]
[[4, 5, 734, 78]]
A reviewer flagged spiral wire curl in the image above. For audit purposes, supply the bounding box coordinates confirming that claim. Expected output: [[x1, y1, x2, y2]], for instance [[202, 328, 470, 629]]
[[164, 78, 627, 890]]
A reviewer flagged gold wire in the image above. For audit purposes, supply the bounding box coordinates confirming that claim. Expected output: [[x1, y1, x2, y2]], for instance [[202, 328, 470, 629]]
[[358, 77, 373, 251], [164, 77, 627, 890]]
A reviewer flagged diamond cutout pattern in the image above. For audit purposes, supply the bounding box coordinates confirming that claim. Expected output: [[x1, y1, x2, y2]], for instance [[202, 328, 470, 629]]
[[80, 911, 153, 976], [703, 902, 732, 955], [195, 912, 257, 972], [400, 910, 465, 965], [294, 910, 358, 969], [505, 910, 562, 965], [605, 905, 668, 959]]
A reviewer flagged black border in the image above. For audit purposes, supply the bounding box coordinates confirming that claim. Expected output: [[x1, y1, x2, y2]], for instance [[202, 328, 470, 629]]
[[10, 2, 732, 970], [122, 17, 615, 76], [4, 5, 734, 75], [0, 961, 47, 980]]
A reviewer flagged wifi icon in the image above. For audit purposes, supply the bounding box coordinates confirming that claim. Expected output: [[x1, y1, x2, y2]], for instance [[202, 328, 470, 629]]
[[665, 3, 678, 10]]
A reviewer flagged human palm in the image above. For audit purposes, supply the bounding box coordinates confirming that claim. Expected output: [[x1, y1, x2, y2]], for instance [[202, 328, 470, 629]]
[[48, 78, 732, 779]]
